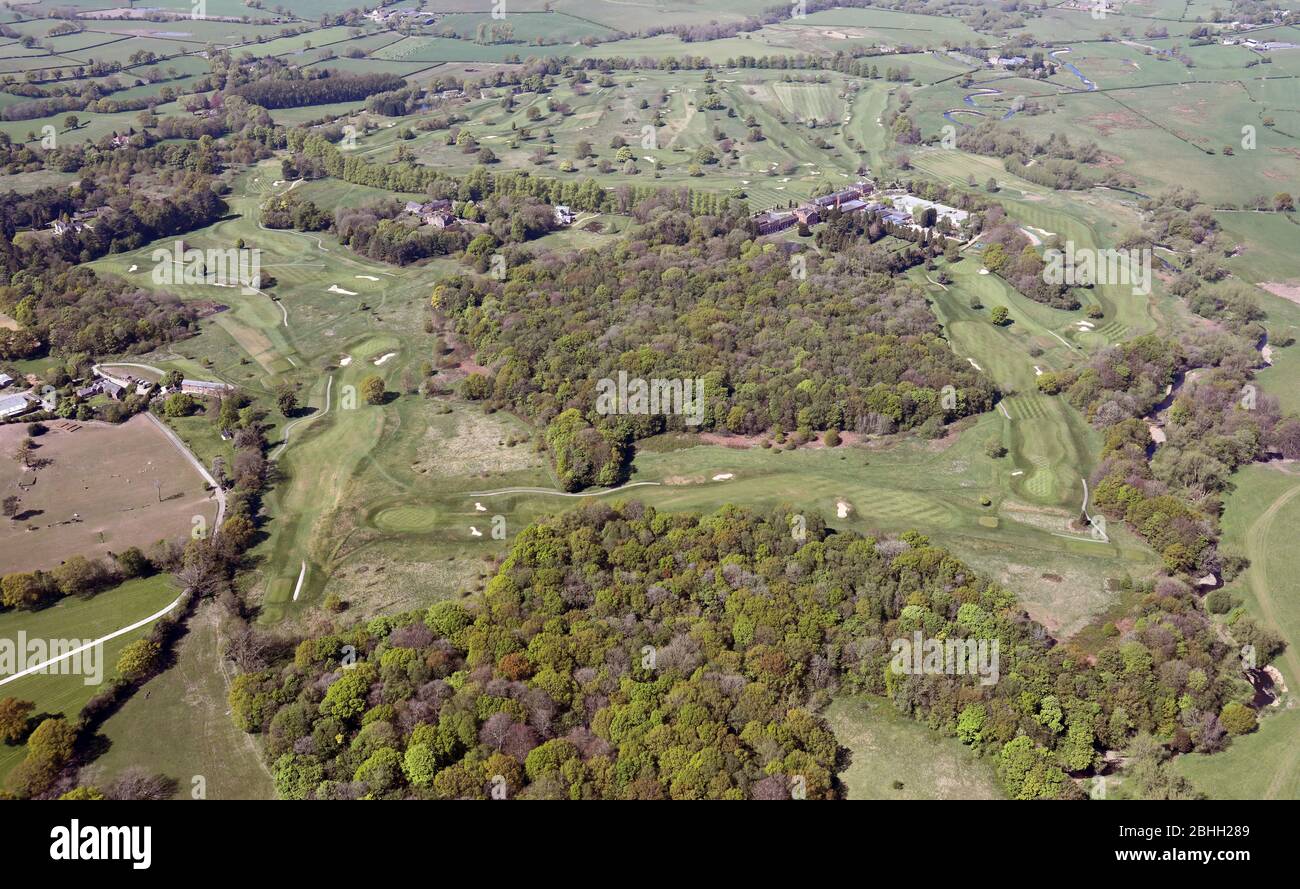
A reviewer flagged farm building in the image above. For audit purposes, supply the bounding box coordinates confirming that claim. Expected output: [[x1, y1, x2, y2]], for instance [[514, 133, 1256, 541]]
[[0, 393, 34, 420], [555, 205, 577, 225], [404, 200, 453, 225], [181, 379, 234, 398]]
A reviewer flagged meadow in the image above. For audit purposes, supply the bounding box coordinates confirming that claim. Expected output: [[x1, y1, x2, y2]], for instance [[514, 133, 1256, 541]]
[[824, 696, 1002, 799], [0, 574, 180, 784], [82, 602, 275, 800], [1172, 465, 1300, 799]]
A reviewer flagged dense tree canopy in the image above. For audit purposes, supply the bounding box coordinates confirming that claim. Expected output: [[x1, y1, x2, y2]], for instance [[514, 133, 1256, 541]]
[[234, 502, 1246, 800]]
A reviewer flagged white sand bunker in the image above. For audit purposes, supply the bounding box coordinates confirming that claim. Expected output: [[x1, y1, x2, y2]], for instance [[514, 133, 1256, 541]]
[[373, 352, 397, 366], [339, 355, 352, 366], [978, 268, 990, 275], [128, 264, 138, 272], [836, 500, 852, 519], [328, 285, 358, 296], [1034, 365, 1044, 376], [968, 358, 983, 371], [469, 526, 482, 537], [475, 502, 486, 512], [355, 275, 379, 281], [712, 473, 734, 481]]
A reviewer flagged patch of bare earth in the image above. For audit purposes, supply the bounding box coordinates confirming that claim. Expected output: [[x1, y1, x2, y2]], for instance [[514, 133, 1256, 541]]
[[0, 416, 217, 574], [1080, 110, 1150, 137], [1259, 282, 1300, 304], [697, 432, 765, 449]]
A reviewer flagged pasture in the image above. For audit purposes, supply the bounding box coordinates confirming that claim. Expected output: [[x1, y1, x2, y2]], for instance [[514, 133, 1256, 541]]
[[0, 416, 218, 575]]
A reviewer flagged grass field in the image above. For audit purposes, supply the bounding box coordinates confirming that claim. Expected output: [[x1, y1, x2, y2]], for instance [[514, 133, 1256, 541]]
[[0, 573, 179, 784], [824, 696, 1002, 799], [1171, 465, 1300, 799], [0, 416, 218, 575], [7, 0, 1298, 797], [81, 602, 275, 800]]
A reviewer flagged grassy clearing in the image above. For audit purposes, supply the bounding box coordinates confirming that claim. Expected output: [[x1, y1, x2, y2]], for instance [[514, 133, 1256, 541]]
[[82, 603, 275, 800], [824, 696, 1002, 799]]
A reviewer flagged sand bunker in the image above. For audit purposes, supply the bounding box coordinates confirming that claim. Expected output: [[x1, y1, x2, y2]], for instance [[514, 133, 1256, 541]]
[[374, 352, 397, 366], [836, 500, 852, 519], [339, 355, 352, 367], [328, 285, 358, 296], [355, 275, 380, 281], [712, 473, 734, 481]]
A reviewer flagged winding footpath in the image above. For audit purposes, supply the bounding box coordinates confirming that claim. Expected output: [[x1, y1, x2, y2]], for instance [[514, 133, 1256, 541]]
[[271, 374, 333, 461]]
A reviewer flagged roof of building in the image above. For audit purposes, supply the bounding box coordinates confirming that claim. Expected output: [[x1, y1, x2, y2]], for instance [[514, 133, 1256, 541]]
[[182, 378, 232, 391], [0, 393, 33, 416]]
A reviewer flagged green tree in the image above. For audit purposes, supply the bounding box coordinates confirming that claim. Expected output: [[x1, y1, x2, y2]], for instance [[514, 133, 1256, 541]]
[[116, 639, 162, 682], [983, 243, 1008, 273], [0, 697, 34, 743], [0, 572, 53, 609], [275, 385, 299, 417], [1219, 701, 1257, 735], [163, 392, 197, 417], [361, 375, 385, 405]]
